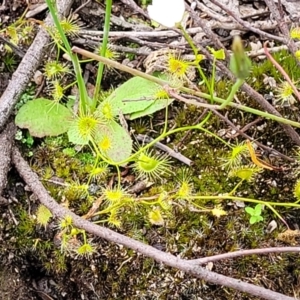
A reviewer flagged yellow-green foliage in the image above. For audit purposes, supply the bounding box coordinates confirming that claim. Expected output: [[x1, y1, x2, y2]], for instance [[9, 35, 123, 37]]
[[36, 204, 53, 228], [148, 208, 164, 225], [294, 179, 300, 199]]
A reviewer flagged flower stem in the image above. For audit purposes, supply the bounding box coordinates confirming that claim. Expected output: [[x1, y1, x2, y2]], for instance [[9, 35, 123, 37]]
[[93, 0, 113, 109], [220, 78, 244, 109]]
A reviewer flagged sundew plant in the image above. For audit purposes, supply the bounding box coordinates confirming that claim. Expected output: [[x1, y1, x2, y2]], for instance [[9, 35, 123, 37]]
[[14, 0, 300, 249]]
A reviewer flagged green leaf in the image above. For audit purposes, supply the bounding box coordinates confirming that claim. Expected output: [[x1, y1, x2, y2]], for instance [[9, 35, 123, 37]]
[[250, 215, 263, 224], [67, 124, 89, 145], [15, 98, 72, 137], [254, 204, 262, 215], [257, 215, 263, 222], [129, 98, 174, 120], [94, 120, 132, 164], [245, 206, 255, 216], [103, 77, 161, 115], [208, 47, 225, 60]]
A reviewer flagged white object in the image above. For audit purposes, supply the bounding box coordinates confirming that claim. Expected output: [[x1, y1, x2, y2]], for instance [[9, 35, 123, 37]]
[[147, 0, 185, 28]]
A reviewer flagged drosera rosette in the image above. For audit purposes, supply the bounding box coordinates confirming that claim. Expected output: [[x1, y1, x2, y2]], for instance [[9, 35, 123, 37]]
[[102, 185, 129, 205], [60, 14, 82, 37], [157, 191, 172, 211], [148, 207, 165, 226], [48, 14, 83, 45], [152, 86, 170, 101], [133, 148, 172, 182], [89, 161, 110, 182], [97, 133, 113, 154], [167, 52, 195, 81], [68, 227, 97, 258], [274, 80, 298, 107], [67, 112, 102, 145], [75, 240, 96, 258], [49, 79, 65, 104], [221, 141, 249, 170], [44, 60, 70, 80], [290, 26, 300, 40], [36, 204, 53, 229], [147, 0, 185, 28], [229, 165, 263, 183], [99, 186, 135, 227], [295, 50, 300, 61], [95, 43, 119, 64], [59, 215, 73, 230], [95, 97, 119, 124], [107, 211, 122, 228], [175, 167, 194, 200], [93, 119, 133, 164]]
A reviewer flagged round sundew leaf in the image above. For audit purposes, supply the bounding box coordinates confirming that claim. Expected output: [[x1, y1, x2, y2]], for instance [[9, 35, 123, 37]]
[[67, 120, 90, 145], [103, 76, 160, 115], [129, 98, 174, 120], [94, 120, 132, 164], [15, 98, 72, 137]]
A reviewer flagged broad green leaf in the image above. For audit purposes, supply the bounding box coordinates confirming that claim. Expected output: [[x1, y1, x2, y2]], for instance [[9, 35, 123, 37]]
[[103, 77, 161, 115], [254, 204, 262, 215], [245, 206, 255, 216], [15, 98, 72, 137], [250, 215, 263, 224], [94, 120, 132, 164], [257, 215, 263, 222], [129, 98, 173, 120]]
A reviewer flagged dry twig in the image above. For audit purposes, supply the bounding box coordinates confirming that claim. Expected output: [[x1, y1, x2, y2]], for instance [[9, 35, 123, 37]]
[[190, 247, 300, 264], [0, 123, 16, 196]]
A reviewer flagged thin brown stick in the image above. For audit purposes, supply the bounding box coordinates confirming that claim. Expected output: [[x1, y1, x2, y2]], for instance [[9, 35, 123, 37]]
[[0, 123, 16, 195], [190, 247, 300, 264]]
